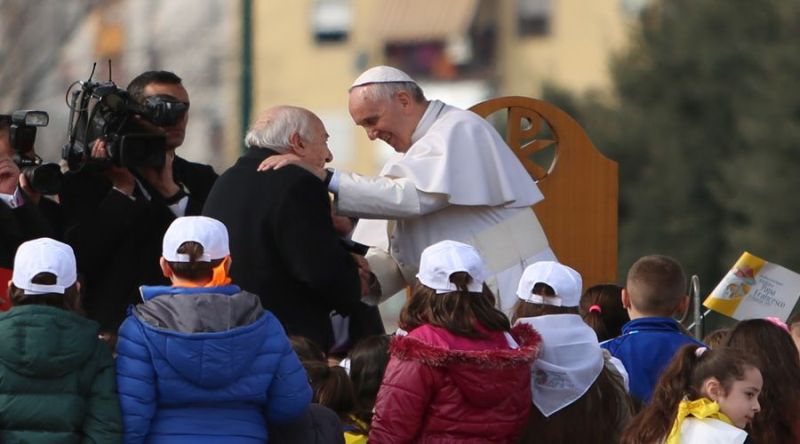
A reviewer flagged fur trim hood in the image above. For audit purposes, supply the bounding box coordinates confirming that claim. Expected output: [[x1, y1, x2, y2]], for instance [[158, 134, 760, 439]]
[[391, 323, 541, 367]]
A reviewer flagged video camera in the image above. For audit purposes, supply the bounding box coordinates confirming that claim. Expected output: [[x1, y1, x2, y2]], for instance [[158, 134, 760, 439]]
[[62, 64, 187, 172], [0, 110, 63, 195]]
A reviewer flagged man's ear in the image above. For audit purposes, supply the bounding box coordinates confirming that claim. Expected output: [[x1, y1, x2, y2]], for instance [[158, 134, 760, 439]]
[[288, 131, 305, 156], [159, 257, 174, 279], [673, 294, 690, 317], [396, 90, 412, 110], [703, 377, 723, 402], [621, 288, 631, 309], [223, 255, 232, 273]]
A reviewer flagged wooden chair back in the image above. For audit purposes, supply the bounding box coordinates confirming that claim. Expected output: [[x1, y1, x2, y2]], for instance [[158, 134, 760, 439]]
[[470, 96, 619, 289]]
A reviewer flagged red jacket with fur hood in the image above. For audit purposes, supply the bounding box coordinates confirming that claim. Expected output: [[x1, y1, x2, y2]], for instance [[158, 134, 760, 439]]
[[369, 323, 541, 443]]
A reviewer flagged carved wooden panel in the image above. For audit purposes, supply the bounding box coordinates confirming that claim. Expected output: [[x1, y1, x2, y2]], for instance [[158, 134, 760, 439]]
[[470, 96, 619, 289]]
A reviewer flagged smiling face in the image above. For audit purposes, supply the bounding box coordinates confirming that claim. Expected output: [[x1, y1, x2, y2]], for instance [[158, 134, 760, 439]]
[[348, 86, 420, 153], [709, 366, 763, 429]]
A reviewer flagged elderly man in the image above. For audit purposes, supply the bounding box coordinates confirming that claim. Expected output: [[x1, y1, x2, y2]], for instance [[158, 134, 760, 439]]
[[260, 66, 555, 314], [204, 106, 374, 351]]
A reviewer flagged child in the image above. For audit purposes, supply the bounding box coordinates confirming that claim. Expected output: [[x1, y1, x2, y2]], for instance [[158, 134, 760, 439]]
[[115, 216, 312, 443], [303, 361, 367, 443], [601, 255, 704, 405], [369, 240, 540, 442], [725, 318, 800, 444], [579, 283, 629, 342], [622, 345, 762, 444], [0, 238, 121, 442], [347, 334, 391, 428], [513, 261, 632, 444]]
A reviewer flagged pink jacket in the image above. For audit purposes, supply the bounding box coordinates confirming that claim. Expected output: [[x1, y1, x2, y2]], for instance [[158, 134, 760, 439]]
[[369, 323, 541, 443]]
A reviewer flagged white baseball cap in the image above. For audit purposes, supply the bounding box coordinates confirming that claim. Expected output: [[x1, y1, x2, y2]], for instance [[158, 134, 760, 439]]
[[350, 65, 416, 89], [12, 238, 77, 295], [516, 261, 583, 307], [416, 240, 487, 294], [162, 216, 230, 263]]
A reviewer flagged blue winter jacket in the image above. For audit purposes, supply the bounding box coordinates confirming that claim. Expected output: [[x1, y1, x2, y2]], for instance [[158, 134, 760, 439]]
[[600, 317, 704, 404], [116, 285, 312, 444]]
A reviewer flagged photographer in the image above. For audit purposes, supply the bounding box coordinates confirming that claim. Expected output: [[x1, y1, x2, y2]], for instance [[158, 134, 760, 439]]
[[61, 70, 218, 337], [0, 115, 59, 269]]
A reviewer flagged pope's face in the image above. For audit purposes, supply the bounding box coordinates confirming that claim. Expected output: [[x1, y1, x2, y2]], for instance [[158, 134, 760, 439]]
[[348, 88, 416, 153]]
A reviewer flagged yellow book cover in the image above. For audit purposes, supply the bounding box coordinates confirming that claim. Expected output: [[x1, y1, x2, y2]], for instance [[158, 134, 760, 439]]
[[704, 252, 800, 321]]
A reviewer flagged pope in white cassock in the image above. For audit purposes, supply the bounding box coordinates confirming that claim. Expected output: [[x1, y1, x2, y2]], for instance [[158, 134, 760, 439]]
[[260, 66, 556, 314]]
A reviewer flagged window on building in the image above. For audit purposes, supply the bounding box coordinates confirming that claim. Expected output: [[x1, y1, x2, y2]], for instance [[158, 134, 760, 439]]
[[376, 0, 495, 81], [312, 0, 352, 43], [517, 0, 552, 37]]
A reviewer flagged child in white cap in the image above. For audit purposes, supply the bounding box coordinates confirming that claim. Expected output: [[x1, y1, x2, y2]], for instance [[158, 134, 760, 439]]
[[512, 261, 633, 444], [369, 240, 541, 443], [115, 216, 311, 444], [0, 238, 121, 442]]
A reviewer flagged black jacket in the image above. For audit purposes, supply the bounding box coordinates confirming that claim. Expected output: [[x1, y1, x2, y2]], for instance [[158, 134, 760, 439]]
[[203, 148, 362, 350], [0, 191, 57, 268], [61, 156, 217, 330]]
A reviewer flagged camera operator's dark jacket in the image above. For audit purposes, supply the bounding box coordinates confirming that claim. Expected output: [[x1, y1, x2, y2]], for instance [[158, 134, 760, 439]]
[[203, 147, 364, 351], [0, 190, 59, 269], [60, 155, 217, 331]]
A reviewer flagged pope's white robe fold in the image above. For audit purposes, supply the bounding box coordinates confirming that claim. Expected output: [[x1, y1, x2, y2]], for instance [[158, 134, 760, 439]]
[[338, 100, 555, 313]]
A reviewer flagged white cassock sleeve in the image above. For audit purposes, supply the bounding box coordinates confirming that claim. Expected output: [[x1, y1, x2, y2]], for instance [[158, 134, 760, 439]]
[[335, 173, 449, 219]]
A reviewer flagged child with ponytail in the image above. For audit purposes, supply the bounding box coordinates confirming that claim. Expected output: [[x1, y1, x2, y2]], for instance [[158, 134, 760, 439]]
[[369, 240, 541, 443], [579, 283, 629, 342], [622, 345, 762, 444]]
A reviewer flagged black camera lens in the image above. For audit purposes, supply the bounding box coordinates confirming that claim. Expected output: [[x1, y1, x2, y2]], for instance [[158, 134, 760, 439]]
[[23, 163, 63, 195]]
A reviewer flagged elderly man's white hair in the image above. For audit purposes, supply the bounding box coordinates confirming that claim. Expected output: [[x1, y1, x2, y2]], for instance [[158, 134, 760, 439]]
[[244, 105, 317, 152]]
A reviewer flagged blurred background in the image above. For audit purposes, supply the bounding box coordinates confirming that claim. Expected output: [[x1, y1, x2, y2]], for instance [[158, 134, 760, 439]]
[[2, 0, 799, 325]]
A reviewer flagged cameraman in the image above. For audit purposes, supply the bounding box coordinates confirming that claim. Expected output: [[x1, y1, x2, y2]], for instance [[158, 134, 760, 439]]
[[61, 70, 218, 337], [0, 116, 58, 269]]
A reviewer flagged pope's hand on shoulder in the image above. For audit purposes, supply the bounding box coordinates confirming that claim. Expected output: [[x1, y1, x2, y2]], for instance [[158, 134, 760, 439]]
[[257, 153, 326, 181]]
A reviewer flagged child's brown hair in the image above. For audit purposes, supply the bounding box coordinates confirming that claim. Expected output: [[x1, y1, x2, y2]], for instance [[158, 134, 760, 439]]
[[166, 242, 224, 282], [400, 272, 510, 338], [8, 272, 84, 315], [511, 283, 579, 323], [579, 283, 629, 341], [626, 255, 686, 316]]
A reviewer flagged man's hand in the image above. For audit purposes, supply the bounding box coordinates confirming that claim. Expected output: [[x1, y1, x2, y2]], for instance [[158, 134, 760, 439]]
[[257, 153, 326, 181], [18, 171, 41, 204], [351, 253, 374, 296], [93, 139, 137, 196], [331, 211, 354, 237], [137, 149, 180, 199], [0, 156, 20, 195]]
